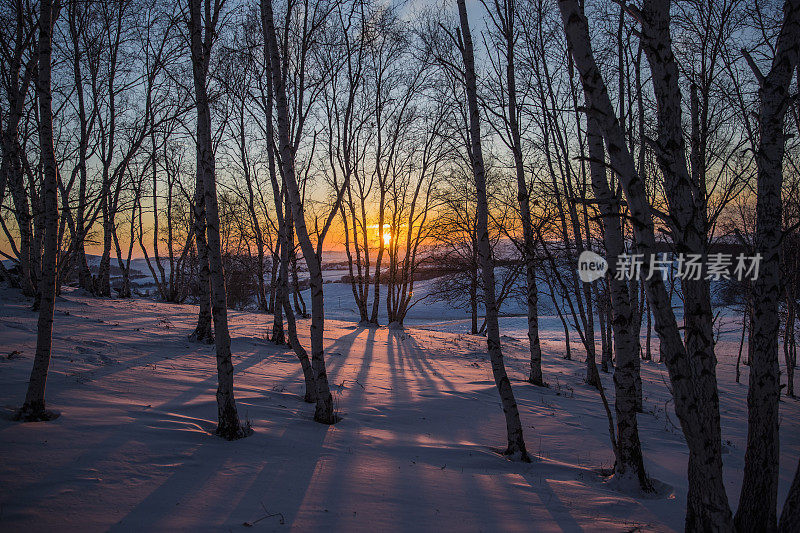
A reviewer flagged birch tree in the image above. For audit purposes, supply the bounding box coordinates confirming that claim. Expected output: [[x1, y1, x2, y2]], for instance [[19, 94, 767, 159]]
[[187, 0, 246, 439], [16, 0, 59, 422], [736, 0, 800, 528], [0, 0, 38, 297], [482, 0, 545, 386], [456, 0, 529, 461], [558, 0, 731, 526], [586, 111, 650, 490], [262, 0, 341, 424]]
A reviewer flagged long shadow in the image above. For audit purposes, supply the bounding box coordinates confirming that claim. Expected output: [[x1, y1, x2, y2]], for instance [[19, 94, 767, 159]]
[[334, 326, 376, 410], [0, 423, 154, 514], [518, 469, 586, 531], [402, 332, 459, 391], [388, 330, 443, 396], [66, 337, 186, 384], [231, 325, 379, 529], [106, 411, 329, 531], [323, 326, 372, 383], [386, 330, 412, 403], [223, 417, 332, 529], [281, 329, 382, 529], [107, 437, 229, 530], [157, 349, 270, 412]]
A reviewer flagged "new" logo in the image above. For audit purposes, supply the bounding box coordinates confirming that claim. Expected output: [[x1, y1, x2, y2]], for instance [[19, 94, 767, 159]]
[[577, 251, 608, 283]]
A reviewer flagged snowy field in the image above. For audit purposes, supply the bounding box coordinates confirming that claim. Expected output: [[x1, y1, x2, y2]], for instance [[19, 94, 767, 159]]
[[0, 286, 798, 531]]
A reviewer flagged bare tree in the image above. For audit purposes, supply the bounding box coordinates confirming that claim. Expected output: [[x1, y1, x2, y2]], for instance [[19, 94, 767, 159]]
[[262, 0, 341, 424], [188, 0, 246, 440], [0, 0, 38, 297], [384, 99, 445, 327], [323, 0, 373, 324], [482, 0, 545, 386], [16, 0, 59, 421], [455, 0, 529, 461], [559, 0, 731, 526], [736, 0, 800, 528], [586, 110, 650, 490]]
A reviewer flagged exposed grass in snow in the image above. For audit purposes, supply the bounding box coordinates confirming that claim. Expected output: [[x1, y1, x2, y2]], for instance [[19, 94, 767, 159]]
[[0, 286, 798, 531]]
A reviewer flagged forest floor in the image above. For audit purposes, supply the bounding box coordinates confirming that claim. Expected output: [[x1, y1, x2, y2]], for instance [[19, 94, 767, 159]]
[[0, 286, 798, 532]]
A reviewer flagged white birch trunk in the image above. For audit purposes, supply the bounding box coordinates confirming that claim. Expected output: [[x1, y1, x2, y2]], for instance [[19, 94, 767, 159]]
[[558, 0, 732, 526], [188, 151, 214, 344], [497, 0, 544, 387], [736, 1, 800, 528], [18, 0, 58, 421], [586, 112, 650, 491], [457, 0, 529, 461], [188, 0, 245, 439], [262, 0, 337, 424]]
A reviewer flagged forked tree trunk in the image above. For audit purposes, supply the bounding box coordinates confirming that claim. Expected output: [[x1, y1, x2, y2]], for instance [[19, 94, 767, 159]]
[[188, 0, 245, 440], [558, 0, 732, 527], [736, 1, 800, 529], [640, 2, 726, 515], [280, 195, 315, 402], [263, 0, 336, 424], [457, 0, 529, 461], [17, 0, 58, 421], [257, 17, 285, 344], [586, 113, 650, 491], [494, 0, 545, 387]]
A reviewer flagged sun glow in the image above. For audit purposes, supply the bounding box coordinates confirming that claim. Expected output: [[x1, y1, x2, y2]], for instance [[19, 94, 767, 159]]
[[383, 233, 392, 246]]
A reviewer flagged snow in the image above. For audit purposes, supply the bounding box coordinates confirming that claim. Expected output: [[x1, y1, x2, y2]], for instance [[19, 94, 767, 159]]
[[0, 286, 798, 531]]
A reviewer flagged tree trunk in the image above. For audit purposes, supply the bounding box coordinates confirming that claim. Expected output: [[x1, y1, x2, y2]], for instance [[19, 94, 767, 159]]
[[644, 296, 652, 361], [17, 0, 59, 421], [586, 112, 651, 491], [737, 309, 747, 384], [263, 0, 336, 424], [599, 297, 610, 372], [469, 264, 478, 335], [457, 0, 529, 461], [370, 189, 387, 324], [258, 21, 286, 344], [280, 193, 315, 402], [97, 185, 113, 297], [785, 298, 796, 398], [188, 0, 245, 440], [496, 0, 545, 387], [189, 152, 214, 344], [558, 0, 733, 526], [736, 1, 800, 528]]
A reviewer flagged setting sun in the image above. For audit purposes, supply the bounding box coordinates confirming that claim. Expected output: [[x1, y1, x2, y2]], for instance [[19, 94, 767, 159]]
[[383, 233, 391, 246]]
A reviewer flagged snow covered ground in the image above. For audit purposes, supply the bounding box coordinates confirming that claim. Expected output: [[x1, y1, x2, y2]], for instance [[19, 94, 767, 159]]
[[0, 286, 798, 531]]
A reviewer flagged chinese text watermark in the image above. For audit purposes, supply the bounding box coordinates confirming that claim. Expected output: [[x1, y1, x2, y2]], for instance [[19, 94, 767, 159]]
[[577, 251, 761, 283]]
